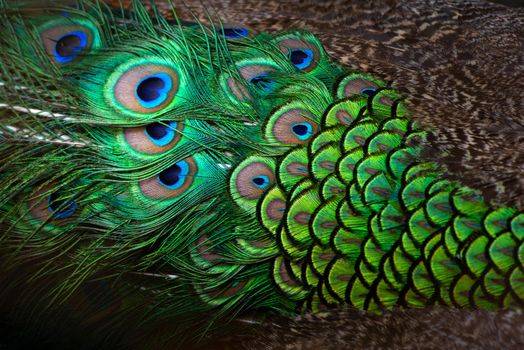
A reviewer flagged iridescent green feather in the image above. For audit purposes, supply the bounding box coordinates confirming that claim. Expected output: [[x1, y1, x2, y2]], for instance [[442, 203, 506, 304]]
[[0, 0, 522, 345]]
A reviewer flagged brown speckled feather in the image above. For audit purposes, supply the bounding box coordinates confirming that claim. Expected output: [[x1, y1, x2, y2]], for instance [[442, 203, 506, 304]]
[[211, 308, 524, 350]]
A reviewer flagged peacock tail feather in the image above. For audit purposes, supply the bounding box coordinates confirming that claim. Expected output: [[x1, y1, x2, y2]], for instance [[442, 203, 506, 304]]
[[0, 0, 522, 346]]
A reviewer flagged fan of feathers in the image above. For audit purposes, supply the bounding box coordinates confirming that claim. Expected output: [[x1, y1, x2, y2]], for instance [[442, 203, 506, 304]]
[[0, 0, 523, 349]]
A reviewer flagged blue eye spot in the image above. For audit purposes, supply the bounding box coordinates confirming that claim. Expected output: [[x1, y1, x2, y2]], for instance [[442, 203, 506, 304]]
[[220, 27, 249, 39], [360, 87, 377, 96], [54, 31, 88, 64], [291, 122, 313, 141], [288, 49, 314, 70], [48, 191, 77, 219], [145, 121, 178, 146], [252, 175, 270, 189], [61, 4, 80, 16], [136, 73, 173, 109], [158, 160, 189, 190], [249, 74, 274, 92]]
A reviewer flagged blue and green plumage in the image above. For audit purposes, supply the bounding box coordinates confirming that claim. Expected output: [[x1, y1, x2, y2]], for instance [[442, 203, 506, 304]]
[[0, 0, 522, 347]]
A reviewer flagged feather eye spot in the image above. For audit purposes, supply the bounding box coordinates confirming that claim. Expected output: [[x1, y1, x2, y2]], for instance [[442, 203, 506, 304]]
[[336, 110, 355, 125], [291, 122, 313, 141], [47, 191, 77, 219], [158, 160, 190, 190], [61, 4, 80, 17], [294, 212, 311, 225], [113, 64, 179, 114], [268, 108, 318, 145], [214, 23, 257, 40], [338, 74, 386, 98], [252, 175, 270, 189], [135, 73, 173, 109], [286, 162, 308, 176], [145, 121, 178, 147], [360, 87, 377, 96], [379, 95, 395, 107], [343, 79, 379, 97], [234, 161, 275, 200], [267, 199, 286, 221], [41, 24, 96, 65], [54, 31, 88, 64], [249, 74, 274, 92], [277, 38, 320, 72], [220, 27, 249, 39], [288, 48, 314, 70], [140, 157, 196, 199], [27, 185, 77, 223], [124, 121, 183, 154], [227, 64, 276, 101]]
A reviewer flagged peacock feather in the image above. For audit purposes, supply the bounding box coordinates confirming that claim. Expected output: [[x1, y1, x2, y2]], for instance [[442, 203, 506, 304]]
[[0, 0, 522, 348]]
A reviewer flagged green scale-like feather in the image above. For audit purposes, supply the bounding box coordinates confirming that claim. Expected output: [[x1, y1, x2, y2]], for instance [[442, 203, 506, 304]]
[[244, 94, 524, 311], [223, 63, 524, 312], [0, 0, 522, 336]]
